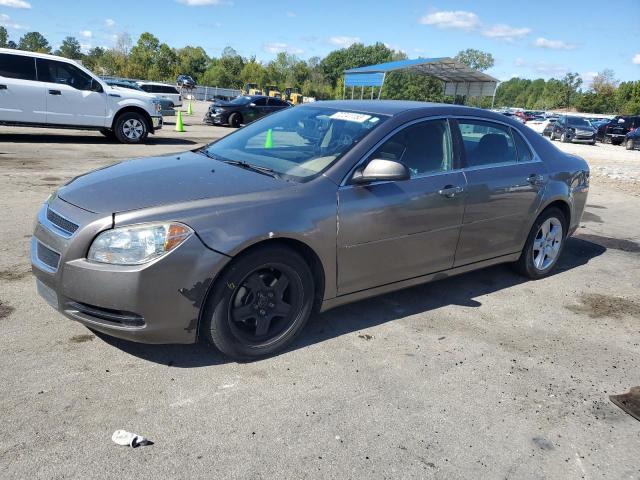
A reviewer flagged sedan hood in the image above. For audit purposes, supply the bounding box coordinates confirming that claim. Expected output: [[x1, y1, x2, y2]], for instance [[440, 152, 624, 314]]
[[57, 151, 288, 214]]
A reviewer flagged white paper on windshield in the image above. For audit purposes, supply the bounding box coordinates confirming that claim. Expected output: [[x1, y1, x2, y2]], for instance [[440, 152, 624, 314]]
[[330, 112, 372, 123]]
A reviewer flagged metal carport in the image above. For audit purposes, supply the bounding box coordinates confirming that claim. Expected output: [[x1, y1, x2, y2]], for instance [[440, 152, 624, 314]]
[[343, 57, 499, 105]]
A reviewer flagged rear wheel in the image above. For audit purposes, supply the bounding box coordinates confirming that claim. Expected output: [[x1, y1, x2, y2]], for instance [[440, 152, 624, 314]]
[[228, 112, 242, 128], [202, 245, 315, 360], [514, 207, 567, 279], [114, 112, 149, 144]]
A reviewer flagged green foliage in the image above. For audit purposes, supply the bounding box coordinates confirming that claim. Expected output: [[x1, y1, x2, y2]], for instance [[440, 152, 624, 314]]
[[454, 48, 495, 72], [0, 26, 8, 48], [18, 31, 51, 53], [55, 36, 82, 59]]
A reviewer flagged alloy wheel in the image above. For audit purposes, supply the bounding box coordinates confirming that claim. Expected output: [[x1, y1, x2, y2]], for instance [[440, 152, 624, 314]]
[[228, 264, 301, 345], [122, 119, 145, 140], [532, 217, 563, 271]]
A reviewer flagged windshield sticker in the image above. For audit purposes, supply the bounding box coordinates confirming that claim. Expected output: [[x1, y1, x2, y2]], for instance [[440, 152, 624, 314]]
[[330, 112, 372, 123]]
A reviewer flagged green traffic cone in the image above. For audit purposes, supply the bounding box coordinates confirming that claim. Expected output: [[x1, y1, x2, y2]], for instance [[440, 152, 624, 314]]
[[264, 128, 273, 148], [187, 100, 193, 116], [175, 110, 185, 132]]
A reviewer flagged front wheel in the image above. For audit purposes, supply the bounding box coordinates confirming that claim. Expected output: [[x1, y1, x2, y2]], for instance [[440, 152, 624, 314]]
[[560, 132, 568, 143], [114, 112, 149, 144], [228, 112, 242, 128], [626, 139, 635, 150], [549, 131, 555, 141], [514, 207, 567, 279], [202, 245, 315, 360]]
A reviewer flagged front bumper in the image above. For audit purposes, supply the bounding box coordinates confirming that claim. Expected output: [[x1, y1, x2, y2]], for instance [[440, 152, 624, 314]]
[[31, 198, 230, 344], [151, 115, 163, 130]]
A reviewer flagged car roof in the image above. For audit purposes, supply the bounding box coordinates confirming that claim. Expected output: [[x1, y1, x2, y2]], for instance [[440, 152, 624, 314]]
[[0, 47, 78, 63], [136, 81, 177, 87]]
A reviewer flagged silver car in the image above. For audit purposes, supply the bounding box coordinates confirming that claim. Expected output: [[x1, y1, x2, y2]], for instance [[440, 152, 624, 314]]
[[31, 101, 589, 360]]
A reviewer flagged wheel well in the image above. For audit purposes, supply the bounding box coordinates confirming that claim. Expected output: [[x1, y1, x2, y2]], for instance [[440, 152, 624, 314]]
[[542, 200, 571, 228], [112, 107, 153, 132]]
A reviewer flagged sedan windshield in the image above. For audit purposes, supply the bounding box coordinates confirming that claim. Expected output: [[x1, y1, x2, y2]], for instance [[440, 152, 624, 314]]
[[567, 117, 591, 128], [204, 106, 386, 181], [229, 96, 253, 105]]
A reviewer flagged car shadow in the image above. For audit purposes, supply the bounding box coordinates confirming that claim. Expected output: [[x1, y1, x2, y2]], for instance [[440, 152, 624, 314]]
[[95, 236, 605, 367], [0, 132, 196, 145]]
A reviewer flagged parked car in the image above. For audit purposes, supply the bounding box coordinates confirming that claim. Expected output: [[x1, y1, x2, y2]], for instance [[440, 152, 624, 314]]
[[526, 116, 550, 134], [549, 115, 596, 144], [204, 95, 291, 127], [104, 79, 175, 116], [177, 74, 196, 89], [542, 117, 558, 137], [625, 127, 640, 150], [596, 116, 640, 145], [32, 101, 589, 360], [136, 81, 182, 107], [0, 48, 162, 143], [589, 118, 610, 130]]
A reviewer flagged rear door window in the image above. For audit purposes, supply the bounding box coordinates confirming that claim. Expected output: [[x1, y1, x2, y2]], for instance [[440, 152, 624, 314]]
[[456, 119, 517, 168], [36, 59, 93, 90], [0, 53, 37, 80], [511, 129, 534, 163]]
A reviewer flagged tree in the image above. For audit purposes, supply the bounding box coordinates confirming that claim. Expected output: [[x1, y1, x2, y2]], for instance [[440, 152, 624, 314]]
[[114, 32, 132, 55], [560, 73, 583, 110], [176, 46, 209, 80], [18, 31, 51, 53], [55, 36, 82, 59], [127, 32, 160, 79], [320, 42, 395, 88], [454, 48, 495, 72], [0, 26, 8, 48], [148, 43, 179, 81]]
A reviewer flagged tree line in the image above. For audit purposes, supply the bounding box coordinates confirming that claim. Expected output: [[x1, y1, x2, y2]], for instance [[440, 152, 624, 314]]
[[1, 27, 638, 114]]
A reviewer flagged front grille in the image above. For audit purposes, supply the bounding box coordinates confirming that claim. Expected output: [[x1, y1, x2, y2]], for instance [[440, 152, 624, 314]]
[[36, 241, 60, 270], [46, 208, 79, 235], [66, 301, 145, 327]]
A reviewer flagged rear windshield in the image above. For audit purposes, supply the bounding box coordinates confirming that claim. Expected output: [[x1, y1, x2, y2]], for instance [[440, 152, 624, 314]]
[[567, 117, 591, 128]]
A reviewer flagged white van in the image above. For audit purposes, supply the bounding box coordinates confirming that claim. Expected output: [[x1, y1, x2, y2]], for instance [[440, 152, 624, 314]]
[[0, 48, 163, 143], [136, 81, 183, 107]]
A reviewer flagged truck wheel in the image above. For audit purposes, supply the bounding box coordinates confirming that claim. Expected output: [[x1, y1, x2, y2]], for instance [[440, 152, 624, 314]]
[[114, 112, 149, 144], [228, 112, 242, 128]]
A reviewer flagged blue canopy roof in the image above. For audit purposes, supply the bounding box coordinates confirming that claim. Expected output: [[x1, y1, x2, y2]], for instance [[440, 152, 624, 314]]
[[343, 57, 498, 97]]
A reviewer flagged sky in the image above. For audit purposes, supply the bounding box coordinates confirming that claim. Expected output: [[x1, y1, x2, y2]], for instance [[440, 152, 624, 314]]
[[1, 0, 639, 85]]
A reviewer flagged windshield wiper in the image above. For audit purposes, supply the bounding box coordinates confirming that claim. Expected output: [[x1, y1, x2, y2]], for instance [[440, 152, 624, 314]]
[[222, 159, 281, 179], [197, 149, 281, 179]]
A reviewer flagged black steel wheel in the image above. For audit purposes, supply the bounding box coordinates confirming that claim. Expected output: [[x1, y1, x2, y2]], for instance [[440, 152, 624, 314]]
[[228, 112, 242, 128], [202, 245, 315, 360]]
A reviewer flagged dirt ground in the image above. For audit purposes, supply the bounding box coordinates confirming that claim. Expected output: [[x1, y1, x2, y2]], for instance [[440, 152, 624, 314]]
[[1, 102, 639, 479]]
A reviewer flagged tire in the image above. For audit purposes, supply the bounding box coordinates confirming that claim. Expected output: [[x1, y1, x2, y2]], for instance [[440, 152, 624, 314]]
[[611, 138, 622, 146], [626, 139, 634, 150], [99, 128, 116, 140], [513, 207, 567, 279], [228, 112, 242, 128], [113, 111, 149, 144], [549, 131, 554, 141], [560, 132, 568, 143], [604, 135, 611, 145], [201, 245, 315, 360]]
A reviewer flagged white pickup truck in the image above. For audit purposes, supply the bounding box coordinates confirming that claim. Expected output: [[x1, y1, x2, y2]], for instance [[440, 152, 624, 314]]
[[0, 48, 163, 143]]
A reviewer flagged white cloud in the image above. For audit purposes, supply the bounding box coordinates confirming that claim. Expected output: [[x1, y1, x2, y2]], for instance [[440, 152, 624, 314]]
[[633, 53, 640, 65], [262, 42, 303, 55], [533, 62, 569, 77], [0, 0, 31, 8], [0, 13, 26, 29], [328, 36, 360, 47], [533, 37, 576, 50], [482, 24, 531, 41], [105, 18, 115, 27], [79, 30, 92, 38], [419, 10, 479, 30], [176, 0, 232, 5], [286, 11, 296, 17]]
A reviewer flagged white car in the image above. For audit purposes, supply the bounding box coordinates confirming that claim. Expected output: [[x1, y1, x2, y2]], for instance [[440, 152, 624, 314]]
[[136, 81, 182, 107], [526, 117, 551, 134], [0, 48, 162, 143]]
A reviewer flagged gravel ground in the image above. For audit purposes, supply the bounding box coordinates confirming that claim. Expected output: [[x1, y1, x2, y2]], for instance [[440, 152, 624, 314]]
[[1, 102, 639, 479]]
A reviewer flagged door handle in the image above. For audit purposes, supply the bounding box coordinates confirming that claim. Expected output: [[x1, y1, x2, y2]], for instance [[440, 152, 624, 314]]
[[526, 174, 545, 185], [0, 84, 7, 90], [438, 185, 464, 198], [48, 89, 62, 95]]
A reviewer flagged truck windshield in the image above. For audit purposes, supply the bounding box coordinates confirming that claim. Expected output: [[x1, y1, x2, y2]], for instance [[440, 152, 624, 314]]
[[204, 107, 387, 181]]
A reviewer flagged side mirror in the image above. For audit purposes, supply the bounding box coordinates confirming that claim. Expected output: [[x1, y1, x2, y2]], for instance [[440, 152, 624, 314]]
[[351, 158, 410, 184]]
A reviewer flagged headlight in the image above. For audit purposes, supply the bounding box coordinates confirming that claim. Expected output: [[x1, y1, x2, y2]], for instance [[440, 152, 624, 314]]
[[214, 108, 224, 114], [152, 100, 162, 113], [88, 222, 193, 265]]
